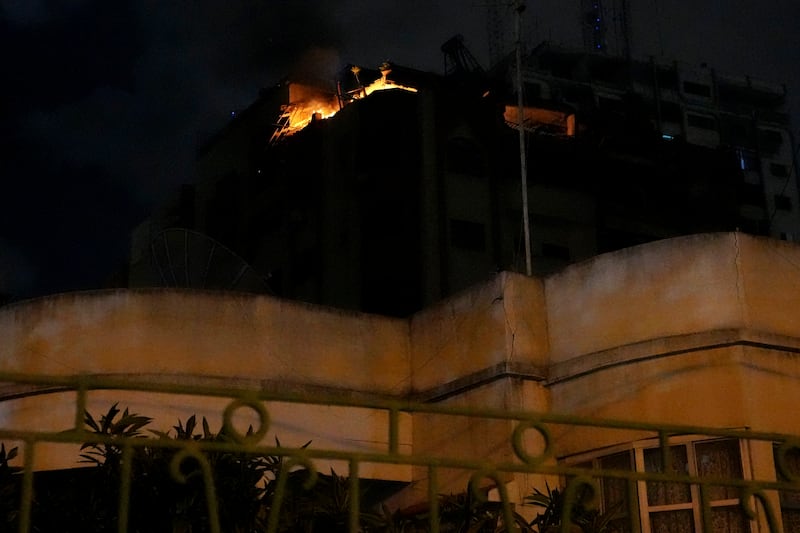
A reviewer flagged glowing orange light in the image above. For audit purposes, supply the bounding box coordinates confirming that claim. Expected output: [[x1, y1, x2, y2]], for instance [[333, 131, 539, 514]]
[[283, 97, 339, 135], [272, 67, 419, 143], [504, 105, 575, 137], [360, 77, 418, 97]]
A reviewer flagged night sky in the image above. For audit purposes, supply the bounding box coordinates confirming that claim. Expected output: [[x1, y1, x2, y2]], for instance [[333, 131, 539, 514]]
[[1, 0, 798, 301]]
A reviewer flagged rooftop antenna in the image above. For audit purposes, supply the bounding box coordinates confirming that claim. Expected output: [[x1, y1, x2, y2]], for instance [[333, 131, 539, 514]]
[[582, 0, 608, 52], [584, 0, 632, 58], [441, 34, 485, 75], [480, 0, 532, 275]]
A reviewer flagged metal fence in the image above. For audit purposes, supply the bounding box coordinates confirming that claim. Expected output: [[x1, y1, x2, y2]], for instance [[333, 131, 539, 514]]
[[0, 371, 798, 532]]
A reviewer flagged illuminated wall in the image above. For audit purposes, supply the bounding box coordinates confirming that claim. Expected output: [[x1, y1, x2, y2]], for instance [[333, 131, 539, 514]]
[[3, 232, 800, 509]]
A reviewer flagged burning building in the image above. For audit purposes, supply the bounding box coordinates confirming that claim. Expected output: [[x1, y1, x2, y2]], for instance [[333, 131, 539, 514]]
[[268, 62, 419, 145], [128, 44, 794, 317]]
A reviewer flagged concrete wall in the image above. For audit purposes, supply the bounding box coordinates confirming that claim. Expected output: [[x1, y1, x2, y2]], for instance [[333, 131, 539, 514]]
[[0, 289, 412, 477], [3, 232, 800, 500], [409, 271, 548, 397], [0, 289, 409, 394], [545, 232, 800, 457], [545, 233, 745, 364]]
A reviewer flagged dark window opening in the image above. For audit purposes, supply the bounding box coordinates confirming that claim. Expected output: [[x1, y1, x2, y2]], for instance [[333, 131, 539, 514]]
[[682, 81, 712, 98], [291, 248, 318, 286], [759, 129, 783, 154], [655, 67, 679, 90], [446, 138, 485, 176], [450, 219, 486, 251], [770, 163, 790, 178], [561, 85, 594, 107], [598, 96, 624, 113], [774, 194, 793, 211], [525, 82, 542, 99], [737, 217, 769, 235], [740, 182, 764, 206], [719, 117, 755, 148], [687, 113, 717, 130], [658, 102, 682, 123]]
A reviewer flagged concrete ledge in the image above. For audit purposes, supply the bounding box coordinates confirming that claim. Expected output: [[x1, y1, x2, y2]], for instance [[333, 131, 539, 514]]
[[413, 361, 547, 403], [547, 327, 800, 384]]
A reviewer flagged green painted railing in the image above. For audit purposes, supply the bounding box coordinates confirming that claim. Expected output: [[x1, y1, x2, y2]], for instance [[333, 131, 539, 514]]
[[0, 371, 797, 532]]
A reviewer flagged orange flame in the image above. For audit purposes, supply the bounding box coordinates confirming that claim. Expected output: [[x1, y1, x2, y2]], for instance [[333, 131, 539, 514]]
[[284, 97, 340, 134], [275, 70, 418, 142], [360, 77, 418, 98]]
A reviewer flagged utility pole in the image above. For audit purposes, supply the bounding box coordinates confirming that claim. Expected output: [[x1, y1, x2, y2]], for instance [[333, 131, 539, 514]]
[[515, 1, 532, 276]]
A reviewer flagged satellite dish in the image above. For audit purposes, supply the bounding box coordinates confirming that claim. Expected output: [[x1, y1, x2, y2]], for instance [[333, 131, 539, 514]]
[[147, 228, 273, 294]]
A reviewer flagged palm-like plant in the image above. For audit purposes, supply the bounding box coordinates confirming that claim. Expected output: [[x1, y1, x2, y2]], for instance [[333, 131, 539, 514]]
[[76, 405, 282, 532], [526, 482, 623, 533], [78, 405, 325, 532], [79, 402, 153, 467], [0, 443, 20, 528]]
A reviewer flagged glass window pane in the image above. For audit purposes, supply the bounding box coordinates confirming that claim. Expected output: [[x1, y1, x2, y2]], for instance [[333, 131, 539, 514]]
[[782, 509, 800, 532], [781, 489, 800, 509], [609, 517, 633, 533], [775, 444, 800, 530], [695, 439, 742, 501], [710, 506, 749, 533], [600, 452, 633, 533], [645, 446, 692, 505], [600, 452, 632, 507], [650, 509, 695, 533]]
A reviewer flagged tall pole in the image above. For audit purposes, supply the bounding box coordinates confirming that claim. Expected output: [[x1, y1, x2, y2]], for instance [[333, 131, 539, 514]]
[[516, 1, 532, 276]]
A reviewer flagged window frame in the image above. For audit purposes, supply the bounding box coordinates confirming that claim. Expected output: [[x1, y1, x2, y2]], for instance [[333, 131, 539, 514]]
[[636, 436, 752, 533], [774, 442, 800, 529], [686, 113, 718, 131], [561, 435, 754, 533]]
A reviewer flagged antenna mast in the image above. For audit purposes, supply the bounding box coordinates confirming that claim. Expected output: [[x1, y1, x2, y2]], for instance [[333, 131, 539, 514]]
[[581, 0, 632, 57], [485, 0, 532, 275], [515, 1, 532, 276]]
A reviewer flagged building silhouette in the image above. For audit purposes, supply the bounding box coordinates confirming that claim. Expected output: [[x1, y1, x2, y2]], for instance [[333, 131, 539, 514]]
[[127, 42, 798, 318]]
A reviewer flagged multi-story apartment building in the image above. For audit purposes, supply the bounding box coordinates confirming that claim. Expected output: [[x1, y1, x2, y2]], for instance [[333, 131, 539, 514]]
[[126, 44, 797, 317], [514, 42, 799, 239]]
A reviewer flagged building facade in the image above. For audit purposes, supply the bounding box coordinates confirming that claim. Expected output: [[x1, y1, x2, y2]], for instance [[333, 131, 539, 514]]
[[514, 42, 800, 240], [127, 46, 797, 318], [3, 232, 800, 531]]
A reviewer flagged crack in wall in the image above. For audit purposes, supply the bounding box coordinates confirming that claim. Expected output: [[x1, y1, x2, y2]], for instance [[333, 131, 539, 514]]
[[734, 232, 750, 327], [498, 275, 517, 362]]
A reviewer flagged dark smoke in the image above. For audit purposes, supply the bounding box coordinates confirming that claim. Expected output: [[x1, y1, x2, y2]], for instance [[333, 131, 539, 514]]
[[0, 1, 348, 300]]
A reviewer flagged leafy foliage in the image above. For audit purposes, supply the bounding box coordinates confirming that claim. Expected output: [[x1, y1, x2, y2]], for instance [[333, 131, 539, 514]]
[[527, 481, 623, 533], [28, 403, 363, 532], [0, 403, 626, 533], [0, 443, 20, 528], [79, 402, 153, 466], [527, 483, 565, 531], [436, 485, 533, 533]]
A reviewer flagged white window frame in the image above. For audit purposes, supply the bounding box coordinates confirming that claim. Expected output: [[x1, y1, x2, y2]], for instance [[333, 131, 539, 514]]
[[562, 435, 754, 533]]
